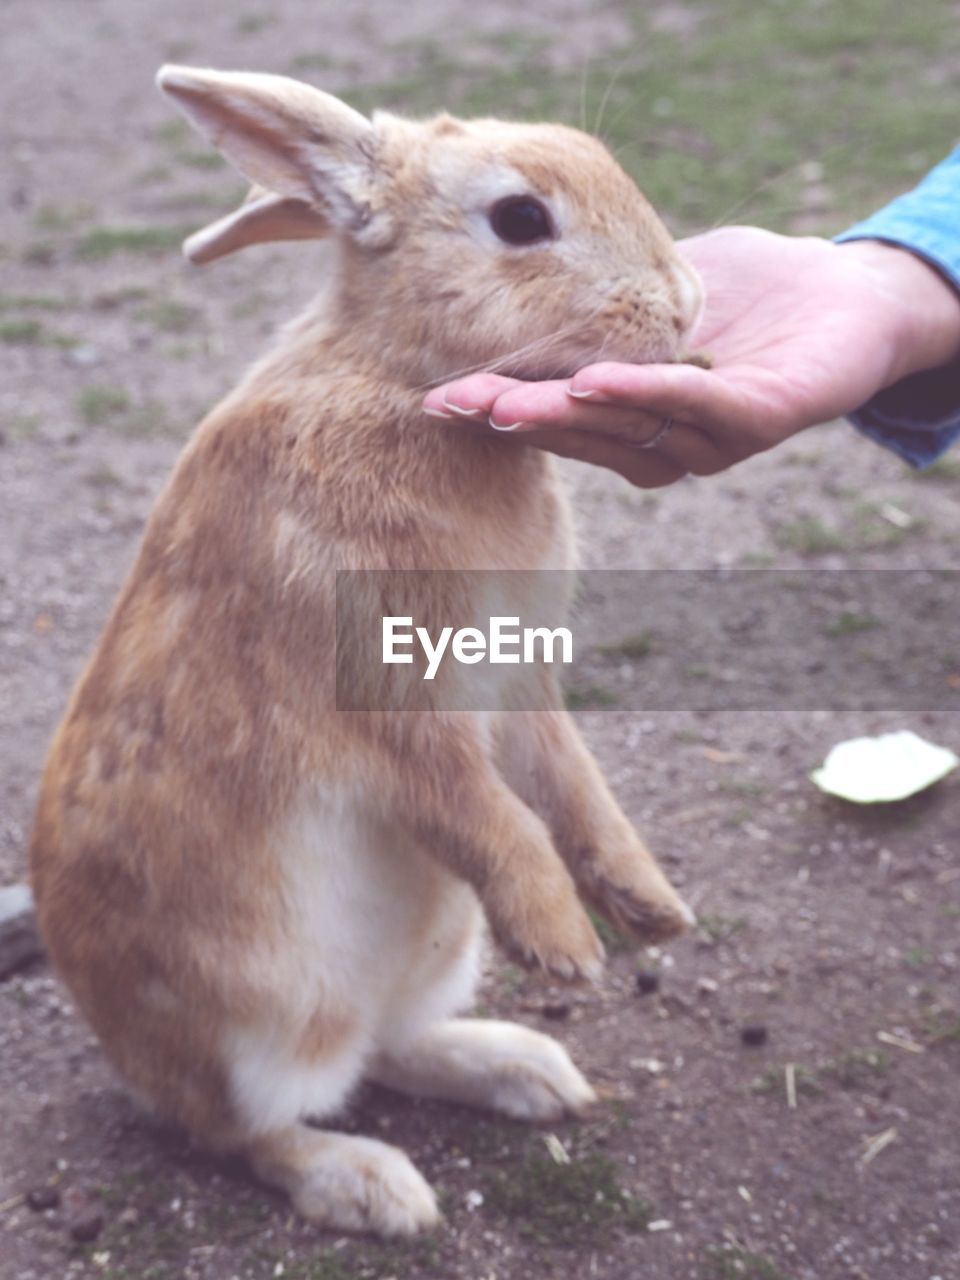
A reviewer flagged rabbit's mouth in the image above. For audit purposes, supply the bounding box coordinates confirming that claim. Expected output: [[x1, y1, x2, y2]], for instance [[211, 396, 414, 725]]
[[424, 296, 694, 388], [497, 329, 686, 382]]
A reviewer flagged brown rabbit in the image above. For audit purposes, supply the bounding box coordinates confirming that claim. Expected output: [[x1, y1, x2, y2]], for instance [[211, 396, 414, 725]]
[[30, 67, 701, 1237]]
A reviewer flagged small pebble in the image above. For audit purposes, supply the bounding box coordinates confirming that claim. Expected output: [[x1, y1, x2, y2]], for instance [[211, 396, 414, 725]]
[[740, 1024, 769, 1047], [68, 1208, 105, 1244], [635, 969, 661, 995], [64, 1191, 104, 1244], [26, 1186, 60, 1212], [64, 344, 101, 368]]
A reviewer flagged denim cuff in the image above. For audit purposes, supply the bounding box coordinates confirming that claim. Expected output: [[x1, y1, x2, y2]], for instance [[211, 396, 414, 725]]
[[834, 147, 960, 466]]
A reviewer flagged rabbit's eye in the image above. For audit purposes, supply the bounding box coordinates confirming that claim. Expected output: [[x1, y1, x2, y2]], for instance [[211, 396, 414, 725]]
[[489, 196, 554, 246]]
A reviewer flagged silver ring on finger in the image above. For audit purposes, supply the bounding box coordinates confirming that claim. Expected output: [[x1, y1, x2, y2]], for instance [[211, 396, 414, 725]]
[[634, 415, 674, 449]]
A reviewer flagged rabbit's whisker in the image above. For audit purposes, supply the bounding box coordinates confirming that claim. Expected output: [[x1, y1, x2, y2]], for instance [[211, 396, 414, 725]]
[[578, 53, 590, 135], [592, 61, 630, 142], [415, 318, 596, 393]]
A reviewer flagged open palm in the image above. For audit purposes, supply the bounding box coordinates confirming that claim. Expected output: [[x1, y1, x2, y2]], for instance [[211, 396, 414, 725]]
[[424, 227, 953, 487]]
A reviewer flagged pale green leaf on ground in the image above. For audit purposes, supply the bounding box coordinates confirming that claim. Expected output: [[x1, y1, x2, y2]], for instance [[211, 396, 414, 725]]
[[811, 730, 959, 803]]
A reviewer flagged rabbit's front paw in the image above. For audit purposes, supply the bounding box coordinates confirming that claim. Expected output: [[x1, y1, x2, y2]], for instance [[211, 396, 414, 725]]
[[480, 1024, 597, 1120], [370, 1018, 594, 1120], [291, 1136, 439, 1237], [588, 871, 696, 945], [487, 883, 604, 983]]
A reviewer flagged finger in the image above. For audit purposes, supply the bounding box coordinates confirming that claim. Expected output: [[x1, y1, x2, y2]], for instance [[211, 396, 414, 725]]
[[489, 382, 665, 435], [514, 428, 688, 489], [542, 420, 729, 480], [648, 422, 734, 476], [423, 373, 523, 420], [568, 361, 759, 451], [489, 387, 735, 476]]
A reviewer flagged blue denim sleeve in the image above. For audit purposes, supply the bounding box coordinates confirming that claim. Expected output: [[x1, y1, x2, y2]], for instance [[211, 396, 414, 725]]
[[834, 147, 960, 467]]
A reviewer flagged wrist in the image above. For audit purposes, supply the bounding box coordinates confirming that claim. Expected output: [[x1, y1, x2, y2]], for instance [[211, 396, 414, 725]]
[[837, 239, 960, 385]]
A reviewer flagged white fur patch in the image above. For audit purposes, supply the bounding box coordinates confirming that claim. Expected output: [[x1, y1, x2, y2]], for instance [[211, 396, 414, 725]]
[[222, 785, 484, 1133], [427, 152, 571, 252], [225, 1022, 368, 1134]]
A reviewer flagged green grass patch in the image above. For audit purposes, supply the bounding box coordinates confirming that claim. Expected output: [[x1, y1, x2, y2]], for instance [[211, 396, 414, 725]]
[[283, 1253, 358, 1280], [564, 684, 618, 709], [151, 188, 241, 212], [153, 113, 225, 169], [775, 517, 846, 555], [236, 11, 276, 35], [823, 610, 881, 637], [717, 776, 767, 797], [84, 464, 123, 489], [587, 908, 634, 955], [826, 1047, 889, 1089], [0, 292, 69, 312], [722, 803, 756, 829], [178, 149, 226, 170], [922, 1007, 960, 1044], [136, 163, 174, 185], [752, 1047, 890, 1099], [850, 502, 925, 549], [0, 318, 77, 347], [76, 385, 131, 425], [600, 630, 657, 660], [33, 202, 94, 232], [0, 318, 45, 344], [6, 413, 43, 439], [138, 300, 199, 334], [704, 1244, 794, 1280], [75, 225, 193, 259], [92, 285, 152, 309], [686, 663, 712, 680], [154, 119, 190, 147], [284, 1236, 441, 1280], [698, 913, 747, 942], [914, 456, 960, 482], [485, 1149, 652, 1246], [289, 51, 339, 73]]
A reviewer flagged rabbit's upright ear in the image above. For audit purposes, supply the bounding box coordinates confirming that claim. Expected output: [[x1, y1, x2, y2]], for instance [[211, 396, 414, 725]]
[[157, 66, 388, 243]]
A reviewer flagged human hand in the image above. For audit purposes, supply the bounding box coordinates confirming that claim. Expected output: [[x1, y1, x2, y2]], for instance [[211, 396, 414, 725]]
[[423, 227, 960, 487]]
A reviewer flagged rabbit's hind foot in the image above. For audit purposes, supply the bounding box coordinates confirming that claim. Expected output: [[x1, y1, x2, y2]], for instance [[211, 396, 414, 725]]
[[248, 1124, 439, 1237], [370, 1018, 596, 1122]]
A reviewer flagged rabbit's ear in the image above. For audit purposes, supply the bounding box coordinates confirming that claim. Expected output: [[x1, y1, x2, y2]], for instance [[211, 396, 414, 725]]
[[184, 189, 329, 264], [156, 66, 383, 239]]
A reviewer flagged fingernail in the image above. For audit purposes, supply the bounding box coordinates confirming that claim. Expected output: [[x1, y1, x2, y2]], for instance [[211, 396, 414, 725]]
[[443, 401, 485, 418], [424, 406, 455, 420], [489, 417, 527, 432], [567, 387, 599, 400]]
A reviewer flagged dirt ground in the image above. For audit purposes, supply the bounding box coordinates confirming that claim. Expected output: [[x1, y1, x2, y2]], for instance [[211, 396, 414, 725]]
[[2, 3, 959, 1279]]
